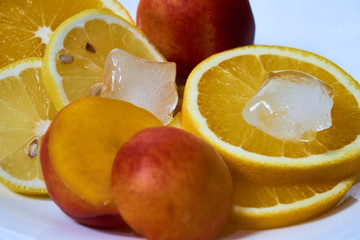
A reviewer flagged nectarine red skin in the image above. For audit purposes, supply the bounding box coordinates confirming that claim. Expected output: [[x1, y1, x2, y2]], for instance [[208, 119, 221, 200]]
[[41, 121, 127, 228], [111, 127, 233, 240], [137, 0, 255, 77]]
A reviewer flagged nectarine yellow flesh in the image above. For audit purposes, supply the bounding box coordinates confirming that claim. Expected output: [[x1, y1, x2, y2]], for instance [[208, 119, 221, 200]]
[[42, 97, 162, 214]]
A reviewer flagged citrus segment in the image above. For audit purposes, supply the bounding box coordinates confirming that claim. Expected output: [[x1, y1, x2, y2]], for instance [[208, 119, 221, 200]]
[[0, 0, 133, 69], [42, 9, 165, 110], [182, 45, 360, 184], [0, 58, 56, 194], [231, 174, 357, 229]]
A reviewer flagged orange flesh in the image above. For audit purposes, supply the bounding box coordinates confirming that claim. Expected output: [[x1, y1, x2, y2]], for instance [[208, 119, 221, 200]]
[[198, 54, 360, 158], [232, 175, 339, 207], [0, 0, 120, 68], [56, 19, 160, 103]]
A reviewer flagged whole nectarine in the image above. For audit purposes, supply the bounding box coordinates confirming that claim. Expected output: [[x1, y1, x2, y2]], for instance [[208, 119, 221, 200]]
[[111, 126, 233, 240], [40, 97, 162, 228], [136, 0, 255, 77]]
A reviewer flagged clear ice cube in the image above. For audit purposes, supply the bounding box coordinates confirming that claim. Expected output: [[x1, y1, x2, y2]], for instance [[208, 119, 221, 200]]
[[242, 70, 334, 141], [100, 49, 178, 125]]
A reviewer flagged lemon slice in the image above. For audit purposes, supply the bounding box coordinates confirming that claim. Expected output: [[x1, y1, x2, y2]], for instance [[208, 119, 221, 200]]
[[168, 112, 182, 128], [42, 9, 165, 111], [0, 0, 133, 69], [182, 45, 360, 184], [0, 58, 56, 194], [231, 173, 357, 229]]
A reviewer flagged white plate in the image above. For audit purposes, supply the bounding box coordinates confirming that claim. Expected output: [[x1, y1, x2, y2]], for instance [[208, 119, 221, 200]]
[[1, 0, 360, 239]]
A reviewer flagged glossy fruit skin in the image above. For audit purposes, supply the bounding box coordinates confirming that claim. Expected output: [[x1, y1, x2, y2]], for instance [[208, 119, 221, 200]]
[[39, 97, 162, 228], [111, 126, 233, 240], [136, 0, 255, 78]]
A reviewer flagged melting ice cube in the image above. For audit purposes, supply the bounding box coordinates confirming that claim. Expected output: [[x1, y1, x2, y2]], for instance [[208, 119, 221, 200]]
[[242, 70, 334, 141], [100, 49, 178, 125]]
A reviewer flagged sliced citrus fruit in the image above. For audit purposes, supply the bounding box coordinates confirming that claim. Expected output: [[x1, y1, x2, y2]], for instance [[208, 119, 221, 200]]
[[231, 174, 357, 229], [182, 45, 360, 184], [168, 112, 182, 128], [0, 58, 56, 194], [42, 9, 165, 111], [0, 0, 133, 69]]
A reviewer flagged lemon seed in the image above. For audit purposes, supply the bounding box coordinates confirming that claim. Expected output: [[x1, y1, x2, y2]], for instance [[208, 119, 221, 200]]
[[27, 139, 38, 158], [86, 42, 96, 53], [59, 54, 74, 64], [88, 82, 103, 96]]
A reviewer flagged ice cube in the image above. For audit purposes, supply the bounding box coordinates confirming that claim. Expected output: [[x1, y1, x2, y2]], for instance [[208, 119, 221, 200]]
[[100, 49, 178, 125], [242, 70, 334, 141]]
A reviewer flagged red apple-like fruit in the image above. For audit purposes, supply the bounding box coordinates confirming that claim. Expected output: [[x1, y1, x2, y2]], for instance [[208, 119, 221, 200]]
[[111, 126, 233, 240], [136, 0, 255, 78]]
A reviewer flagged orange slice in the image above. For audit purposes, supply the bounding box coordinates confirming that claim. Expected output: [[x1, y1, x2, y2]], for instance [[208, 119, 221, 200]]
[[182, 45, 360, 184], [172, 112, 357, 229], [0, 0, 133, 69], [231, 173, 357, 229]]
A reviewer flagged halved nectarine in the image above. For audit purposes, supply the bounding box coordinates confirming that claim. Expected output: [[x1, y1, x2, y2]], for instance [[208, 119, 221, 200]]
[[40, 97, 162, 227]]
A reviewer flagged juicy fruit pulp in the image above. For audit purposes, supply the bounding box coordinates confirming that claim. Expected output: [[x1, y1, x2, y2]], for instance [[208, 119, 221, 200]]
[[42, 9, 165, 110], [181, 45, 360, 229], [101, 49, 178, 125], [136, 0, 255, 77], [182, 45, 360, 184], [111, 126, 233, 240], [40, 97, 162, 227], [0, 0, 133, 69], [0, 58, 56, 194], [195, 48, 360, 157], [231, 173, 357, 229]]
